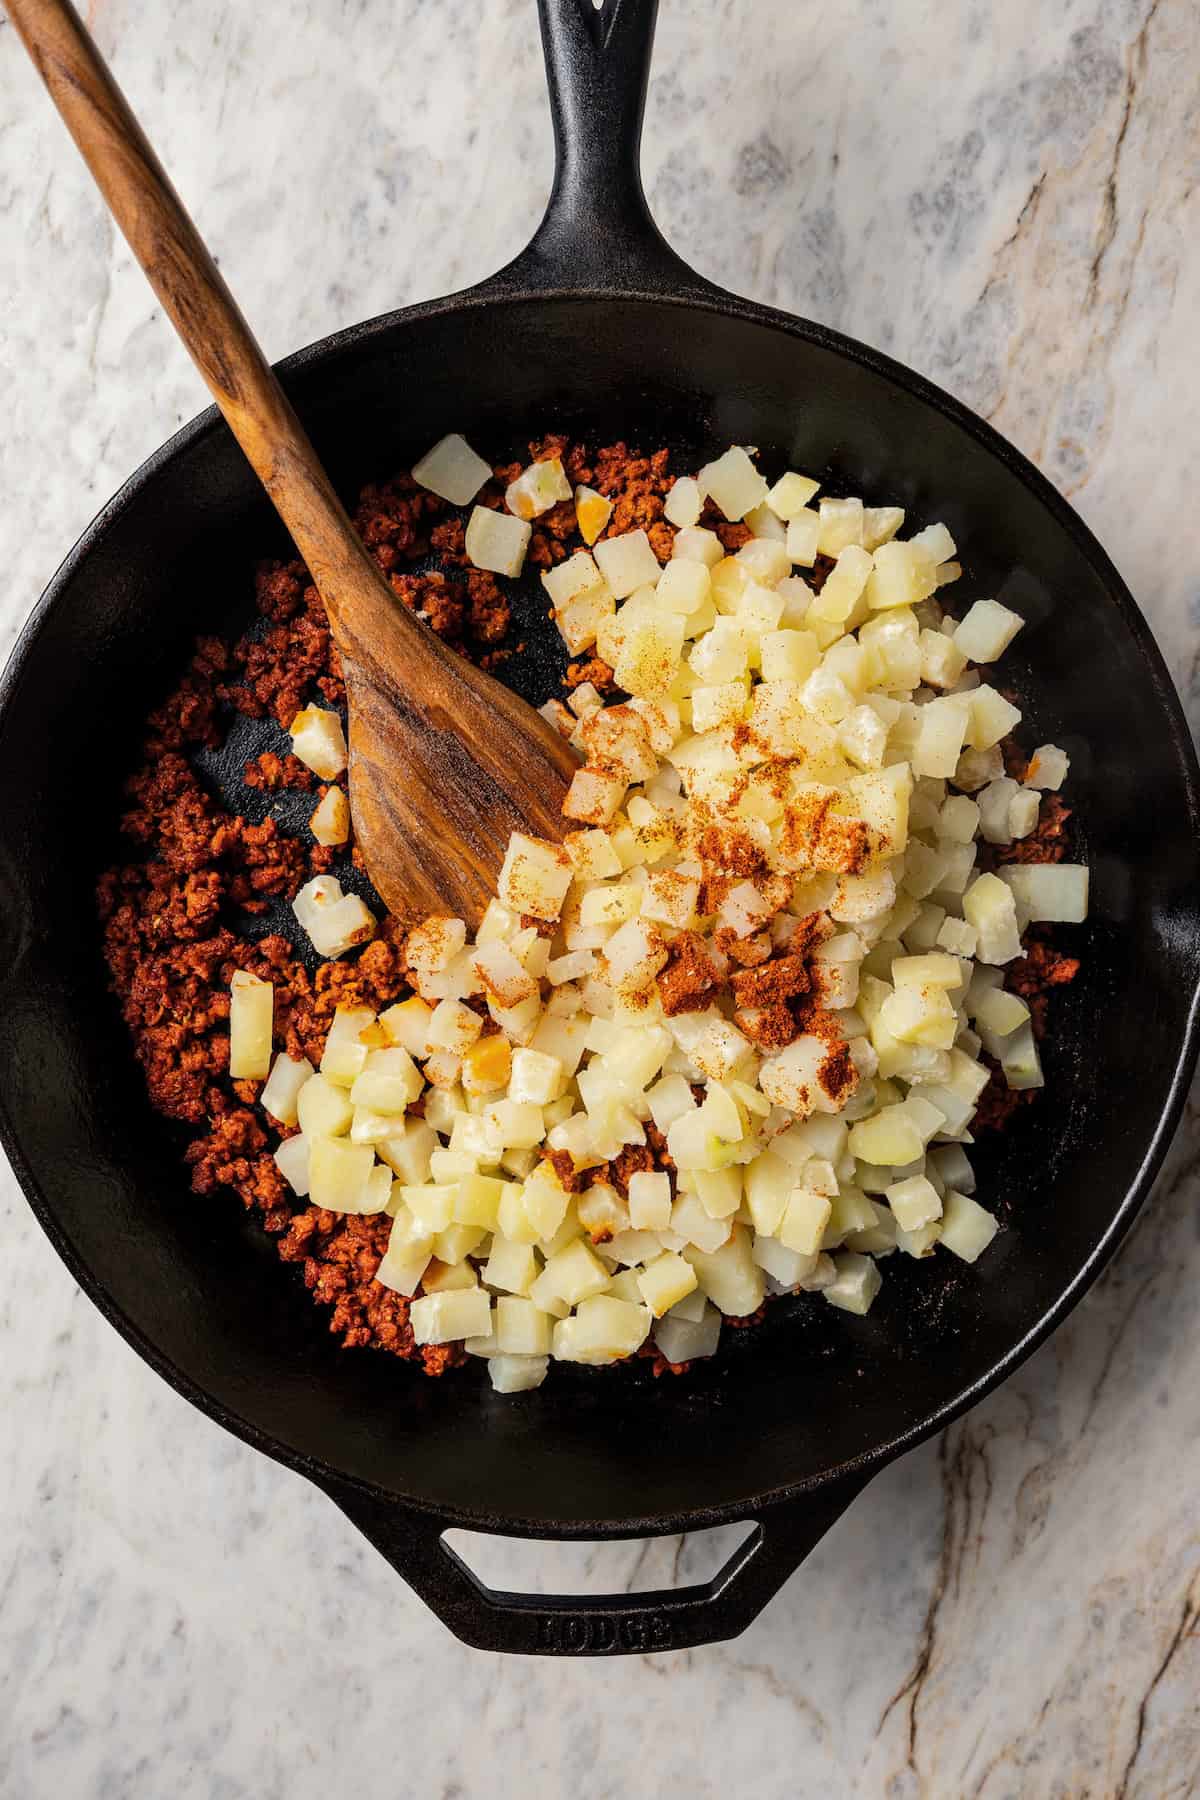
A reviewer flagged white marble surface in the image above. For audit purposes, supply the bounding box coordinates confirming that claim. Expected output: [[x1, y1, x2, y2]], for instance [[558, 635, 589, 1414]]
[[2, 0, 1199, 1792]]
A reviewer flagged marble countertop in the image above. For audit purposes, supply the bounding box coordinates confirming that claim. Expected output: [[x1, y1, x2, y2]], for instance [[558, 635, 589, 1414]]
[[2, 0, 1198, 1793]]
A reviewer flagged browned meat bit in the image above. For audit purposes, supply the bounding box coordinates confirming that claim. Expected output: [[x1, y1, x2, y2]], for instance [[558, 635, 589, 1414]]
[[591, 442, 675, 561], [1005, 932, 1080, 1037], [658, 931, 722, 1016], [242, 750, 315, 792], [465, 570, 510, 644], [609, 1142, 655, 1197], [730, 953, 811, 1010], [995, 793, 1072, 865], [565, 655, 616, 694], [544, 1147, 589, 1194]]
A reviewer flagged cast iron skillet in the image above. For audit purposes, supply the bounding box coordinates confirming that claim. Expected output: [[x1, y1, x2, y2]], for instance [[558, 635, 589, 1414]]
[[1, 0, 1198, 1657]]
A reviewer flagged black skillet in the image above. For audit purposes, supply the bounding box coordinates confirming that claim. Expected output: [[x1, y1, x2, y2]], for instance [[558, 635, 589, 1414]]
[[1, 0, 1198, 1657]]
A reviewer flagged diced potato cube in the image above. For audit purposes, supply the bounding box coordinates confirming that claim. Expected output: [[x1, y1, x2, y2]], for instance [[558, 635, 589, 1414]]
[[823, 1251, 882, 1315], [1008, 788, 1040, 839], [411, 1288, 493, 1345], [767, 470, 820, 519], [936, 917, 978, 957], [664, 476, 703, 528], [465, 505, 531, 577], [641, 868, 700, 929], [318, 1006, 376, 1086], [653, 1304, 722, 1364], [761, 629, 820, 684], [684, 1224, 764, 1315], [421, 1257, 479, 1294], [376, 1117, 437, 1184], [691, 679, 749, 732], [973, 986, 1030, 1036], [939, 1190, 999, 1262], [937, 793, 980, 844], [839, 703, 888, 770], [752, 1235, 818, 1288], [953, 599, 1024, 663], [594, 528, 662, 598], [297, 1072, 354, 1138], [228, 971, 273, 1080], [349, 1046, 424, 1114], [780, 1187, 832, 1255], [376, 1218, 434, 1298], [848, 1105, 924, 1166], [613, 1176, 668, 1247], [865, 540, 936, 611], [919, 628, 967, 689], [1024, 744, 1069, 790], [482, 1235, 539, 1296], [399, 1182, 458, 1232], [427, 998, 484, 1055], [615, 612, 686, 699], [292, 876, 375, 959], [411, 432, 491, 505], [310, 784, 350, 847], [966, 685, 1022, 751], [552, 1295, 652, 1364], [637, 1251, 699, 1317], [816, 497, 864, 556], [963, 872, 1023, 964], [999, 1020, 1044, 1090], [289, 706, 348, 780], [999, 863, 1089, 924], [489, 1354, 550, 1393], [378, 996, 433, 1058], [656, 558, 712, 615], [810, 544, 873, 624], [862, 506, 905, 550], [506, 456, 571, 520], [736, 536, 791, 586], [575, 484, 613, 545], [494, 1296, 554, 1355], [671, 525, 724, 567], [260, 1051, 314, 1126], [698, 446, 768, 521], [273, 1134, 311, 1196], [783, 509, 821, 567], [407, 916, 467, 986], [541, 551, 605, 610], [886, 1174, 942, 1231], [912, 696, 970, 778], [498, 832, 573, 921], [309, 1137, 379, 1213], [541, 1236, 611, 1307], [563, 767, 626, 826]]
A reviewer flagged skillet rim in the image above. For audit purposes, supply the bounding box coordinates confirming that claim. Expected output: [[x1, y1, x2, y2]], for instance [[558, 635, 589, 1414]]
[[2, 280, 1199, 1539]]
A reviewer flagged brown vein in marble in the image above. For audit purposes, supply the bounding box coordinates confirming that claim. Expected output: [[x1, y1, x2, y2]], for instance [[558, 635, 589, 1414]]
[[1113, 1565, 1200, 1797], [1087, 0, 1164, 308], [978, 170, 1046, 307], [878, 1423, 997, 1774]]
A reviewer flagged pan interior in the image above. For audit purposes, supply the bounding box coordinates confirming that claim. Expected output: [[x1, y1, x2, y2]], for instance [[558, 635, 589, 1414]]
[[1, 293, 1196, 1532]]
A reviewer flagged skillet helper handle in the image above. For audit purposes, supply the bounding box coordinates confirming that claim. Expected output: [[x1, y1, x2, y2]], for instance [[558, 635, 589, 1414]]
[[508, 0, 720, 296], [3, 0, 405, 633], [322, 1474, 867, 1656]]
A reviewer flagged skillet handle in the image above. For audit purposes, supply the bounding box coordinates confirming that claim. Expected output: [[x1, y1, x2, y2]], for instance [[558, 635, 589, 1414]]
[[320, 1473, 868, 1655], [496, 0, 721, 297]]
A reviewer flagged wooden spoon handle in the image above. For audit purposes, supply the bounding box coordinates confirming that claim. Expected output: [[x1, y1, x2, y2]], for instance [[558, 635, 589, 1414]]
[[5, 0, 414, 637]]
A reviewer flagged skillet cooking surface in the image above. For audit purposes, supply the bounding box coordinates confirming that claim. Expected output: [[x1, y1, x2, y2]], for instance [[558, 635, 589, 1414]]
[[2, 292, 1196, 1535]]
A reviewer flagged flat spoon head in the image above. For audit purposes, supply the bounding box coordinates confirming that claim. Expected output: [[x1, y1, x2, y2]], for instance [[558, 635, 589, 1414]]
[[337, 587, 579, 925]]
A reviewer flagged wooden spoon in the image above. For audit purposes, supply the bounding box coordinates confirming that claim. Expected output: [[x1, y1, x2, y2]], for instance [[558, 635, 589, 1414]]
[[7, 0, 578, 925]]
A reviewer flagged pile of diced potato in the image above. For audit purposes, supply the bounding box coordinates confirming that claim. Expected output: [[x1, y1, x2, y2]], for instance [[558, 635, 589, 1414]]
[[229, 436, 1088, 1394]]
